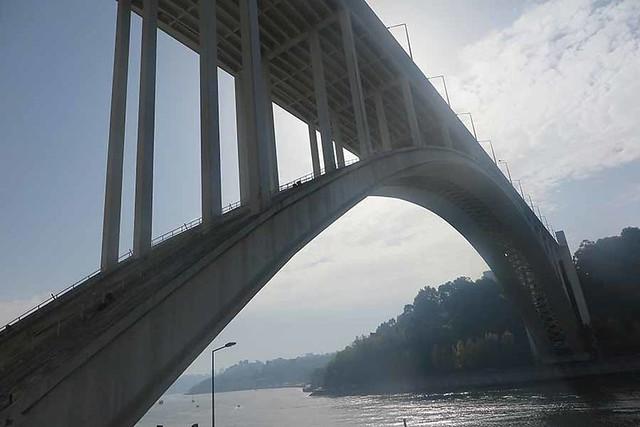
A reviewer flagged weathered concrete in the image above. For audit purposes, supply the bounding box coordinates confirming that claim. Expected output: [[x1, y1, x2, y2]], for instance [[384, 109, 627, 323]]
[[101, 0, 131, 271], [309, 29, 336, 172], [0, 148, 589, 427], [199, 0, 222, 224], [338, 7, 372, 157], [132, 0, 158, 256]]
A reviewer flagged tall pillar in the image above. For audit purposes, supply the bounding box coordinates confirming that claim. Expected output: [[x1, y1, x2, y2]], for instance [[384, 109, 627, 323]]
[[133, 0, 158, 257], [373, 92, 392, 151], [263, 61, 279, 193], [331, 114, 346, 167], [556, 231, 592, 326], [309, 29, 336, 172], [237, 0, 274, 209], [401, 78, 421, 147], [235, 74, 255, 206], [308, 125, 321, 176], [199, 0, 222, 225], [101, 0, 131, 271], [338, 8, 372, 158]]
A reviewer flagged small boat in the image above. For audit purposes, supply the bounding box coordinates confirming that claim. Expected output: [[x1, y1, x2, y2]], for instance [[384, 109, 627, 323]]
[[158, 400, 164, 405]]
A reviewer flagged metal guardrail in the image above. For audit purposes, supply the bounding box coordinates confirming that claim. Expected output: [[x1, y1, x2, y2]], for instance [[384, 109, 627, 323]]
[[278, 158, 359, 192], [2, 200, 243, 332], [2, 159, 358, 332]]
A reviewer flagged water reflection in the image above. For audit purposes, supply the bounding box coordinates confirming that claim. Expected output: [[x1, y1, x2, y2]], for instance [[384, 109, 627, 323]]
[[137, 377, 640, 427]]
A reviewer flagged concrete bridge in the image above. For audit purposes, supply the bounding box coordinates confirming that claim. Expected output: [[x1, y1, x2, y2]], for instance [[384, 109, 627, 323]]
[[0, 0, 593, 425]]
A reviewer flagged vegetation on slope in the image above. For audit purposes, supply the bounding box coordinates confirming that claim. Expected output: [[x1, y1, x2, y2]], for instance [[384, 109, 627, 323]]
[[187, 353, 333, 394], [320, 227, 640, 391]]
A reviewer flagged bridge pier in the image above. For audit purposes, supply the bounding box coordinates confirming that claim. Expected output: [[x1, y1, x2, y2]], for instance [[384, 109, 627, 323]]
[[101, 0, 131, 271], [308, 125, 321, 176], [236, 0, 277, 210], [339, 7, 372, 157], [132, 0, 158, 257], [309, 29, 336, 172], [199, 0, 222, 225], [332, 114, 347, 168]]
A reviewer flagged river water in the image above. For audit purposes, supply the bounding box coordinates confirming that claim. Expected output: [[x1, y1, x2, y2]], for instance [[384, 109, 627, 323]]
[[136, 380, 640, 426]]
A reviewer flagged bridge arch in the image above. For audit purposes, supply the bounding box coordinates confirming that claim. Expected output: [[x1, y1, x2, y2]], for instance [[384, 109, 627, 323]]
[[3, 147, 587, 427]]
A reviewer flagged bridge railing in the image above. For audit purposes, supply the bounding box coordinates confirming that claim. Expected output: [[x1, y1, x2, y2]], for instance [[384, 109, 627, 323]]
[[2, 159, 362, 332], [277, 158, 359, 192], [1, 200, 243, 333]]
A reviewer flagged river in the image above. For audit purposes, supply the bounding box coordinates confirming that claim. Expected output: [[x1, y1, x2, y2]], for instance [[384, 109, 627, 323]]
[[136, 379, 640, 426]]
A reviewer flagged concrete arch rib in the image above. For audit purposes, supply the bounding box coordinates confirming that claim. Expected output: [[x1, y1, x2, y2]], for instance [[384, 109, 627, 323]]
[[4, 148, 585, 427]]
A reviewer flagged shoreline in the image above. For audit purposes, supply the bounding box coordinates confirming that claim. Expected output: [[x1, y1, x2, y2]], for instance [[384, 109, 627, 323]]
[[313, 355, 640, 397]]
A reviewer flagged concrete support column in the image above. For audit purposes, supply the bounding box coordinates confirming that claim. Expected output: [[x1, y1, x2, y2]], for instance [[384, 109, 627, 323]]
[[338, 8, 372, 157], [235, 74, 255, 206], [309, 29, 336, 172], [308, 125, 321, 176], [101, 0, 131, 271], [331, 114, 346, 167], [133, 0, 158, 257], [401, 78, 421, 147], [199, 0, 222, 225], [263, 61, 279, 192], [373, 92, 392, 151], [556, 231, 592, 326], [237, 0, 274, 209]]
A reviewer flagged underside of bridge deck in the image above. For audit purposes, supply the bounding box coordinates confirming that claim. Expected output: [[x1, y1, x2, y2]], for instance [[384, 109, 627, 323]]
[[130, 0, 458, 154]]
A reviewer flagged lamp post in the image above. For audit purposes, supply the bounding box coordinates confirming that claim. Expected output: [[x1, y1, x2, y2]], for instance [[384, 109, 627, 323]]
[[513, 179, 527, 202], [456, 112, 478, 141], [386, 23, 413, 60], [478, 139, 497, 164], [212, 342, 236, 427], [498, 159, 513, 185], [427, 75, 451, 106]]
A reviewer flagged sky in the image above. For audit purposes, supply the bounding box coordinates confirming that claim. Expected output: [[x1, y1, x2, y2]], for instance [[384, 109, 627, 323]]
[[0, 0, 639, 375]]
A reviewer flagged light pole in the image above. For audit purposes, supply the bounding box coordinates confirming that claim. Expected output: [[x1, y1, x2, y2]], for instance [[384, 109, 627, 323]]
[[456, 112, 478, 141], [428, 75, 451, 106], [513, 179, 526, 199], [386, 23, 413, 60], [212, 342, 236, 427], [498, 159, 513, 185], [478, 139, 497, 164]]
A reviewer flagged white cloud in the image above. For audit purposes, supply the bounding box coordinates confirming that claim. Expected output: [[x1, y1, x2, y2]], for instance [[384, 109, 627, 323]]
[[448, 0, 640, 202]]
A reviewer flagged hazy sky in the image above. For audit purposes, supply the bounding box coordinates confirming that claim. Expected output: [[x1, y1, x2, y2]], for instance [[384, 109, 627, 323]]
[[1, 0, 639, 374]]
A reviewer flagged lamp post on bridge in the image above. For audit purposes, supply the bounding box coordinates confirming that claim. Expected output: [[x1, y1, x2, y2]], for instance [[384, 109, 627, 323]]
[[212, 342, 236, 427], [513, 179, 526, 200], [456, 112, 478, 141], [386, 23, 413, 60], [498, 159, 513, 185], [478, 139, 497, 164], [427, 75, 451, 106]]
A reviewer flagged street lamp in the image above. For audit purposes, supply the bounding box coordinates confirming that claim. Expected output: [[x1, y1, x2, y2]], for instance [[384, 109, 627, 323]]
[[427, 75, 451, 106], [478, 139, 497, 164], [212, 342, 236, 427], [498, 159, 513, 185], [386, 23, 413, 60], [456, 112, 478, 141], [513, 179, 526, 200]]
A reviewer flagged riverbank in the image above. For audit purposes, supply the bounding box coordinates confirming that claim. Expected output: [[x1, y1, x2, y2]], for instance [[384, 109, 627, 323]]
[[315, 355, 640, 396]]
